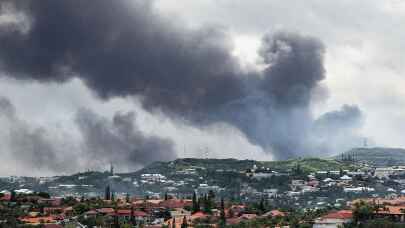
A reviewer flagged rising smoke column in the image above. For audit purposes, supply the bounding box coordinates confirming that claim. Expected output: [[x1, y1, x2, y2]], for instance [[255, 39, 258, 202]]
[[0, 0, 365, 162]]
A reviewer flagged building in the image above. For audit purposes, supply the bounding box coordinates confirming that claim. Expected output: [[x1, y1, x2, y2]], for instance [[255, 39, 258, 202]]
[[313, 210, 352, 228]]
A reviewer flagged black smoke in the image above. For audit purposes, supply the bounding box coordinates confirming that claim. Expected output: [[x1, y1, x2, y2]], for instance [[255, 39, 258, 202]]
[[0, 0, 364, 160]]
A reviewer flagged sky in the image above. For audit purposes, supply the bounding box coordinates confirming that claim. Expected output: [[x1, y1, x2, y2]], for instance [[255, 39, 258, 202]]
[[0, 0, 404, 176]]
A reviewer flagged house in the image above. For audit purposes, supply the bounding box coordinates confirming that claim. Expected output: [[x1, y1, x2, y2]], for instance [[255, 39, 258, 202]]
[[267, 210, 286, 217], [97, 207, 115, 215], [116, 209, 149, 223], [375, 206, 405, 222], [263, 189, 279, 198], [313, 210, 352, 228], [170, 208, 191, 220], [344, 187, 375, 193], [159, 199, 192, 209]]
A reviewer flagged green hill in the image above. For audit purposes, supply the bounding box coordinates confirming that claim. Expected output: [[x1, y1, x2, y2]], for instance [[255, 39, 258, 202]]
[[261, 158, 355, 173], [135, 157, 355, 175], [335, 147, 405, 167]]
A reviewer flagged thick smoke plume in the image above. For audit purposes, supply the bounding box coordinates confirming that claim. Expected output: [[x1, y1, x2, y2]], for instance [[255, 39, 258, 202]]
[[0, 0, 364, 163]]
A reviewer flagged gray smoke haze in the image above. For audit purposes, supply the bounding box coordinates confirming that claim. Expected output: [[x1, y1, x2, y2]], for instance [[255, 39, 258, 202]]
[[0, 96, 175, 174], [76, 109, 176, 169], [0, 96, 77, 173], [0, 0, 365, 164], [311, 105, 364, 155]]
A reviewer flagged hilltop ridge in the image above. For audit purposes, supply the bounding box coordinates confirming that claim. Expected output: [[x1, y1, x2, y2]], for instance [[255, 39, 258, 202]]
[[335, 147, 405, 167]]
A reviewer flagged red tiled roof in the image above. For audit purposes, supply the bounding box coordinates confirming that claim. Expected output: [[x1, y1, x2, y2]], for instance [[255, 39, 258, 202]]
[[116, 209, 131, 215], [133, 211, 148, 217], [191, 211, 208, 220], [97, 208, 115, 214], [159, 199, 192, 209], [0, 193, 11, 201], [115, 209, 148, 217], [322, 210, 353, 219]]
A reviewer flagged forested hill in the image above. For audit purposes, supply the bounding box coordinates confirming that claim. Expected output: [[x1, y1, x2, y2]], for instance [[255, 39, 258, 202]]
[[133, 157, 355, 175], [335, 147, 405, 167]]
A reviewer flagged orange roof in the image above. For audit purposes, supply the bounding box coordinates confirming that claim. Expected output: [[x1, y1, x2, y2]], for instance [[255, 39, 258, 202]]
[[20, 216, 56, 224], [377, 206, 405, 215], [322, 210, 353, 219]]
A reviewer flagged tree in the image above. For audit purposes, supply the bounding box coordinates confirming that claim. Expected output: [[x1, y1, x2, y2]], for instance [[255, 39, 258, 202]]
[[181, 216, 188, 228], [73, 203, 90, 215], [165, 192, 169, 201], [352, 200, 376, 224], [130, 205, 137, 226], [219, 198, 226, 227], [192, 192, 199, 213], [259, 197, 266, 213], [111, 191, 115, 201], [208, 190, 215, 202], [172, 217, 176, 228], [203, 191, 215, 214], [114, 206, 119, 228], [105, 185, 111, 200], [126, 193, 131, 203], [37, 192, 50, 199], [10, 190, 17, 202], [202, 194, 211, 213]]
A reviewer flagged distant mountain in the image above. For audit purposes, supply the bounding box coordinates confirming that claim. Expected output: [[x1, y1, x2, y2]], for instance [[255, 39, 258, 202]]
[[335, 147, 405, 167]]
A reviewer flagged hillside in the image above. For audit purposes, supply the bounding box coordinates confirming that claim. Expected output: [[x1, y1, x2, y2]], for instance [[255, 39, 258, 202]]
[[133, 157, 355, 175], [336, 147, 405, 167], [0, 157, 356, 197], [261, 158, 354, 173]]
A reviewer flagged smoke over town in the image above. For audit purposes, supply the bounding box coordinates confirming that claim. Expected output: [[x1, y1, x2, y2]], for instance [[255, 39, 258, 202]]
[[0, 0, 364, 174]]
